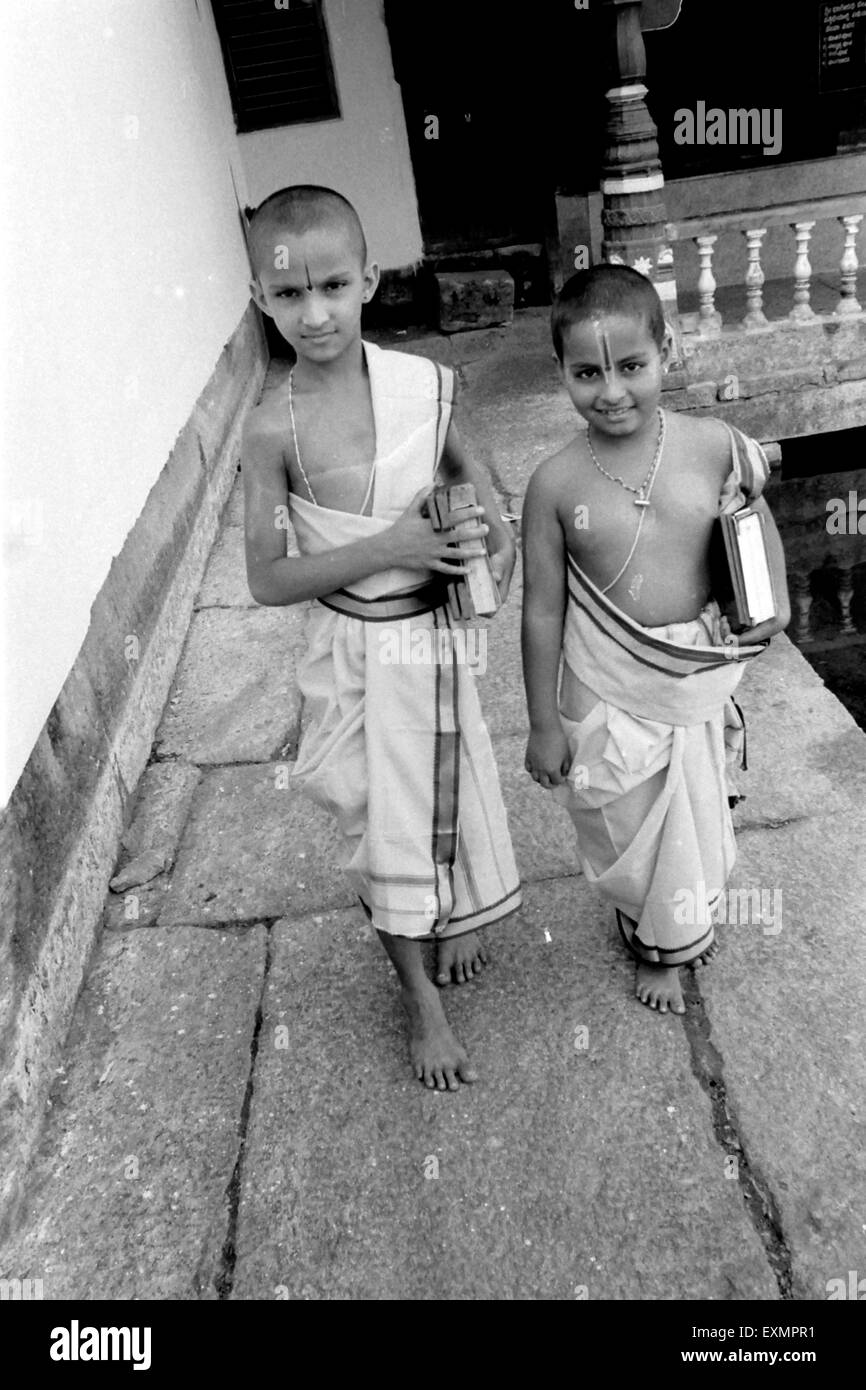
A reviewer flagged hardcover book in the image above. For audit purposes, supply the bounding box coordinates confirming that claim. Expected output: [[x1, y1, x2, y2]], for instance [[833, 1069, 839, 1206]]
[[710, 506, 776, 629]]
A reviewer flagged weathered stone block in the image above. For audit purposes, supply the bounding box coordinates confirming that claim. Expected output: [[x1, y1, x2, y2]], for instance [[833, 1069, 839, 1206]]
[[230, 895, 775, 1301], [160, 764, 353, 926], [837, 356, 866, 382], [119, 761, 202, 864], [376, 266, 417, 311], [0, 926, 267, 1297], [664, 368, 689, 391], [685, 380, 717, 408], [153, 608, 307, 765], [735, 368, 826, 400], [436, 270, 515, 334]]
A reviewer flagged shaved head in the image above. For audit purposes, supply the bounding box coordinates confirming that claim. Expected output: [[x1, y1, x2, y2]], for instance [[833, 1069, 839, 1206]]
[[246, 185, 368, 279], [552, 264, 666, 362]]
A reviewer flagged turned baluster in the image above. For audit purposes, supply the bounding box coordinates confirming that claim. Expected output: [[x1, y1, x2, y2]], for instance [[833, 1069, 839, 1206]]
[[790, 572, 813, 645], [789, 221, 816, 322], [741, 227, 768, 329], [835, 214, 864, 316], [838, 564, 856, 635], [695, 234, 721, 334]]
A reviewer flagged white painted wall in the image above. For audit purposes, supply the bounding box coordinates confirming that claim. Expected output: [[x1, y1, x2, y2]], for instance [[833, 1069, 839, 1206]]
[[1, 0, 253, 804], [238, 0, 423, 270]]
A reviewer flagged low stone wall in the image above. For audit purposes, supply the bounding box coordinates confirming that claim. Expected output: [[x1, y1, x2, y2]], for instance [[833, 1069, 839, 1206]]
[[662, 315, 866, 442], [0, 302, 268, 1238]]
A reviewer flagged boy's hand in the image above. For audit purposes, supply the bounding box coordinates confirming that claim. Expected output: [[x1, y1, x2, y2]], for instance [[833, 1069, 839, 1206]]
[[719, 609, 790, 649], [525, 725, 572, 789], [489, 530, 517, 604], [382, 488, 489, 575]]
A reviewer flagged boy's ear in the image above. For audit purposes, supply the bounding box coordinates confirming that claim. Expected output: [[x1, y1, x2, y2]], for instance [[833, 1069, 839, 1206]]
[[250, 277, 272, 317], [361, 261, 380, 303], [660, 330, 674, 371]]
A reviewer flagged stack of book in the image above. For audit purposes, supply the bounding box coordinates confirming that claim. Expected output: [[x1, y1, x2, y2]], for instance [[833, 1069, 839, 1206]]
[[427, 482, 501, 621]]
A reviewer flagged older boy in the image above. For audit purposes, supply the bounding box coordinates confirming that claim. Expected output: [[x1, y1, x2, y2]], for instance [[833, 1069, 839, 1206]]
[[522, 265, 789, 1015], [242, 185, 521, 1088]]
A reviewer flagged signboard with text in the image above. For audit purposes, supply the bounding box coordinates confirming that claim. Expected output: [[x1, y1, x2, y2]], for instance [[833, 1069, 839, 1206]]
[[820, 0, 866, 92]]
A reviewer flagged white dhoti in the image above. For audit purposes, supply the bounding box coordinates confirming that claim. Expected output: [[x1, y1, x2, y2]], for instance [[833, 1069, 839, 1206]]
[[289, 343, 521, 939], [553, 426, 771, 965]]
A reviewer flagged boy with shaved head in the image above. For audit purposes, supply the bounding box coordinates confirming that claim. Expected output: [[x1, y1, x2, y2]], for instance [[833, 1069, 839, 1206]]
[[242, 185, 521, 1090], [523, 265, 789, 1016]]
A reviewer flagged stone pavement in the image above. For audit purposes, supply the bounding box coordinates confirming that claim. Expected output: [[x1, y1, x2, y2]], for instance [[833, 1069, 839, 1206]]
[[3, 316, 866, 1300]]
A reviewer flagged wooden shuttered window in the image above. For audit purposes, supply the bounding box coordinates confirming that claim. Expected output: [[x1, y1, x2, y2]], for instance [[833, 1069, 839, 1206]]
[[211, 0, 340, 133]]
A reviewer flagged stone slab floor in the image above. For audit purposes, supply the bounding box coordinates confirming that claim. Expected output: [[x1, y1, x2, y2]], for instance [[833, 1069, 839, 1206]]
[[3, 318, 866, 1300]]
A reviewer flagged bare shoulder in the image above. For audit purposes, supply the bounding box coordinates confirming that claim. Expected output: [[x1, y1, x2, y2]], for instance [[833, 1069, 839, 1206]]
[[667, 410, 731, 474], [242, 398, 289, 478], [526, 438, 582, 504]]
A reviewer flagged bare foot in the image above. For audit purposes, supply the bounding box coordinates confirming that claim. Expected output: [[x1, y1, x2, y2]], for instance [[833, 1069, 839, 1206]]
[[635, 961, 686, 1015], [401, 982, 478, 1090], [690, 940, 720, 969], [436, 930, 488, 985]]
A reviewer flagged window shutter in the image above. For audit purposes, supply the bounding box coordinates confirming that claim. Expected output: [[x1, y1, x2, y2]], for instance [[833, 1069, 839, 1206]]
[[211, 0, 340, 133]]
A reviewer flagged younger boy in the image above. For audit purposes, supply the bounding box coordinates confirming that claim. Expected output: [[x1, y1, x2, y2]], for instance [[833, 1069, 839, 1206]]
[[242, 185, 521, 1088], [522, 265, 789, 1015]]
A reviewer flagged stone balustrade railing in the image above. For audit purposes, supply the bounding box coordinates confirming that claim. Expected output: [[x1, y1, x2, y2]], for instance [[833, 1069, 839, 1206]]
[[773, 469, 866, 647], [666, 195, 866, 335], [790, 561, 863, 646]]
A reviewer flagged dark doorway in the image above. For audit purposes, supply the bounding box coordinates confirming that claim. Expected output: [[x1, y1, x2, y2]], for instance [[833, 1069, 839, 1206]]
[[645, 0, 864, 178], [383, 1, 563, 254]]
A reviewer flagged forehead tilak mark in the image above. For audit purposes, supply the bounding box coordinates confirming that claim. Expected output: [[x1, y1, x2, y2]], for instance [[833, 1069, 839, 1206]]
[[592, 316, 616, 384]]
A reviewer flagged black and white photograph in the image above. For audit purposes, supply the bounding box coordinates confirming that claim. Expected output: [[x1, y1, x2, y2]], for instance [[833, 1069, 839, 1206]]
[[2, 0, 865, 1344]]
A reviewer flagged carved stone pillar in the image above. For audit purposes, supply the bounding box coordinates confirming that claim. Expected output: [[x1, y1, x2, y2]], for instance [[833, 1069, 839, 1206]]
[[600, 1, 678, 335]]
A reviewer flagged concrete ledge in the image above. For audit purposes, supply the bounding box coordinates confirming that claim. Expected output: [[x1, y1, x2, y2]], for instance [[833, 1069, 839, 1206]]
[[0, 301, 268, 1239]]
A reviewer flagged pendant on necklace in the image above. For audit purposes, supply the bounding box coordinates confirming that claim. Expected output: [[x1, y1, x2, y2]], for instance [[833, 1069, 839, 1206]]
[[634, 496, 650, 508]]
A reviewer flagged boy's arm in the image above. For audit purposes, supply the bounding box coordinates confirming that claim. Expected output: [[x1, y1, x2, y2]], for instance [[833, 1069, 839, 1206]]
[[438, 418, 516, 601], [521, 466, 571, 788], [727, 494, 791, 647], [243, 414, 485, 607]]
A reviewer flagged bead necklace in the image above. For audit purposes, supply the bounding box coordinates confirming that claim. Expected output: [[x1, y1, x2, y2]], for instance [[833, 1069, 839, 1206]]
[[583, 408, 667, 597], [585, 406, 665, 508]]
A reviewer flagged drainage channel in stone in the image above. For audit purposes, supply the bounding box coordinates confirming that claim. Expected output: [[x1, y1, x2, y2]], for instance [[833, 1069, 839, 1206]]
[[213, 922, 273, 1300], [681, 971, 794, 1299]]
